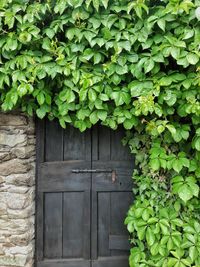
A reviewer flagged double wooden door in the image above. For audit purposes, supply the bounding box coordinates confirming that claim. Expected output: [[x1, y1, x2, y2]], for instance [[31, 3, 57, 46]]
[[36, 119, 133, 267]]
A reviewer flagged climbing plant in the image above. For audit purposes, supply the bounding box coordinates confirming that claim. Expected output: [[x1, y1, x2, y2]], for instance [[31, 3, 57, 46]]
[[0, 0, 200, 266]]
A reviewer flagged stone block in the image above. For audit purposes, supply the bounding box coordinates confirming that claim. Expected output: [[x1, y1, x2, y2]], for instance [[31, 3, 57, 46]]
[[0, 159, 30, 176], [6, 174, 34, 187], [0, 152, 12, 162], [11, 146, 35, 159], [6, 244, 33, 255], [7, 203, 35, 219], [0, 254, 27, 266], [7, 189, 34, 210], [0, 114, 27, 126], [0, 132, 27, 148], [9, 230, 34, 246]]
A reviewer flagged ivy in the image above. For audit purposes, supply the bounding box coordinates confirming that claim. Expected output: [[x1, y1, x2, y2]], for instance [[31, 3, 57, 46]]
[[0, 0, 200, 266]]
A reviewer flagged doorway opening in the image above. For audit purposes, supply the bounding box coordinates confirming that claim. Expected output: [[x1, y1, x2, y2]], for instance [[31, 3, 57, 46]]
[[36, 119, 134, 267]]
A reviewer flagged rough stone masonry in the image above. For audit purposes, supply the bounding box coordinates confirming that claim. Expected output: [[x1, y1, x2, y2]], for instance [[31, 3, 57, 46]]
[[0, 113, 35, 267]]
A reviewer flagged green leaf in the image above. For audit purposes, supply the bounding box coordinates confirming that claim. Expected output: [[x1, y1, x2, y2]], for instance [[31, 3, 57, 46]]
[[129, 81, 153, 97], [157, 19, 166, 31], [59, 89, 75, 103], [167, 258, 178, 267], [194, 137, 200, 151], [150, 158, 160, 171], [146, 227, 155, 246], [66, 28, 77, 40], [97, 110, 107, 121], [173, 159, 183, 173], [123, 117, 138, 129], [86, 0, 92, 8], [45, 28, 55, 39], [101, 0, 109, 9], [42, 37, 51, 50], [36, 107, 46, 119], [93, 0, 100, 11], [94, 53, 101, 64], [17, 84, 27, 97], [90, 111, 99, 124], [88, 89, 97, 102], [99, 93, 109, 101], [166, 124, 176, 135], [178, 184, 193, 202], [171, 47, 180, 59], [10, 92, 18, 105], [142, 209, 149, 221], [79, 88, 88, 101], [189, 246, 197, 261], [144, 59, 155, 73], [137, 226, 146, 240], [186, 53, 199, 65], [187, 180, 199, 197], [74, 120, 87, 132], [37, 92, 45, 105], [115, 64, 128, 75], [19, 32, 32, 43], [195, 7, 200, 20], [59, 118, 66, 128]]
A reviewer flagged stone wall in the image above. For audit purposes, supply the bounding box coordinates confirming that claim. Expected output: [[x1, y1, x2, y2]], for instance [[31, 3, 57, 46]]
[[0, 113, 35, 267]]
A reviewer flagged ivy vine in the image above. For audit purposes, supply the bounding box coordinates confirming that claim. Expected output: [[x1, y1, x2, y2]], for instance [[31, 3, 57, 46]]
[[1, 0, 200, 266]]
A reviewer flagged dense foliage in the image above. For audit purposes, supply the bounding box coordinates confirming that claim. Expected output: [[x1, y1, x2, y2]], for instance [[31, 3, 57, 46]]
[[0, 0, 200, 266]]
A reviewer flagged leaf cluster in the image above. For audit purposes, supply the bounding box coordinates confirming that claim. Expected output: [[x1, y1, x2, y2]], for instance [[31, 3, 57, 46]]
[[0, 0, 200, 266]]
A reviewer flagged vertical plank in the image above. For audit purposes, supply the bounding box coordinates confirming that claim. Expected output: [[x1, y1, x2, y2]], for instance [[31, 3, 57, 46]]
[[92, 126, 98, 161], [45, 119, 64, 162], [36, 192, 44, 261], [83, 190, 91, 260], [36, 119, 45, 163], [98, 126, 111, 161], [98, 192, 111, 257], [44, 193, 63, 258], [63, 192, 84, 258], [110, 128, 132, 161], [91, 191, 98, 260], [64, 126, 91, 161], [36, 118, 45, 261]]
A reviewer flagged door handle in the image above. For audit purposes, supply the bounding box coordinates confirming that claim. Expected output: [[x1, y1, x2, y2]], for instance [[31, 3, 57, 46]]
[[72, 169, 117, 182]]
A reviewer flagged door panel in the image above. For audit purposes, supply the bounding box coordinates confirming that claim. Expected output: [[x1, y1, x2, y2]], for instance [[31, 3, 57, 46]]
[[64, 125, 91, 161], [110, 192, 132, 256], [96, 191, 132, 256], [91, 126, 133, 266], [36, 120, 133, 267], [62, 191, 90, 259], [110, 130, 132, 161], [44, 193, 63, 259], [98, 192, 111, 257], [36, 119, 91, 267], [45, 120, 64, 162]]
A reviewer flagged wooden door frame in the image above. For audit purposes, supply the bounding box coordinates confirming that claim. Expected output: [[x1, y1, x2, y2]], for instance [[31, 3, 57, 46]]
[[35, 119, 45, 265]]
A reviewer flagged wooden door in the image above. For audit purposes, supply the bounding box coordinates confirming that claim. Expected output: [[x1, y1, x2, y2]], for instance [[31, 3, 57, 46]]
[[36, 120, 133, 267]]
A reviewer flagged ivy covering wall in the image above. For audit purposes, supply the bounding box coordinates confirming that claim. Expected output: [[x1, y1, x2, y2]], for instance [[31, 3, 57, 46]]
[[0, 0, 200, 266]]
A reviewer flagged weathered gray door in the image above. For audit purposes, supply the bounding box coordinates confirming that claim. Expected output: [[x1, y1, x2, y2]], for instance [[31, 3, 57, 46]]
[[36, 120, 133, 267]]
